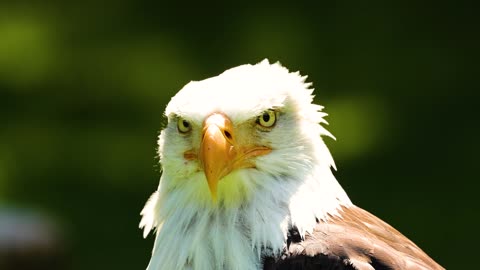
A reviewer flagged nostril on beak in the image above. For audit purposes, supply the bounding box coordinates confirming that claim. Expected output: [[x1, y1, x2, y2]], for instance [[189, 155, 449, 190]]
[[224, 130, 232, 140]]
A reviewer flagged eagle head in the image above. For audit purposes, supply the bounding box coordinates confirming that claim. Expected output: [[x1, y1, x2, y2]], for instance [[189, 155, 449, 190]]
[[139, 59, 351, 270], [156, 59, 335, 208]]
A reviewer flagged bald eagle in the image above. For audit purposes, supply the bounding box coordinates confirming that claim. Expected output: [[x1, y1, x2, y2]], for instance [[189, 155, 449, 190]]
[[140, 60, 444, 270]]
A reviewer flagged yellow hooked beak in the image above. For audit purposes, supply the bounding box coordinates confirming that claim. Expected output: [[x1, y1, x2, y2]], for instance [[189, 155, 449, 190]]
[[199, 113, 271, 201]]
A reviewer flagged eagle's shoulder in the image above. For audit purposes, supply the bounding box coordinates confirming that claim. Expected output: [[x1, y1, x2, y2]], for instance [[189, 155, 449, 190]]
[[263, 205, 444, 270]]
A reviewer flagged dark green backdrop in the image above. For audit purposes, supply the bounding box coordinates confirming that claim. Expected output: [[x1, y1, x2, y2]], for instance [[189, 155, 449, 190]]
[[0, 1, 478, 269]]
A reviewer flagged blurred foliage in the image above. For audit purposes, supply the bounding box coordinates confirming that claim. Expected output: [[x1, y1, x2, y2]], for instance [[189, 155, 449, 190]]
[[0, 1, 478, 269]]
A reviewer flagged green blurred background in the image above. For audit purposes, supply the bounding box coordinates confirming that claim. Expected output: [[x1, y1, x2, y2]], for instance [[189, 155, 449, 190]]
[[0, 1, 478, 269]]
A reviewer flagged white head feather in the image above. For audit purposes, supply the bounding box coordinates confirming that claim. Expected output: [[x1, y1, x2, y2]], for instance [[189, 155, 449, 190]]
[[140, 59, 351, 270]]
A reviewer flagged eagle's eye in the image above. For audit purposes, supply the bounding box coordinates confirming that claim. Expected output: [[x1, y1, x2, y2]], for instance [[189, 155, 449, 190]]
[[257, 110, 277, 129], [177, 118, 192, 133]]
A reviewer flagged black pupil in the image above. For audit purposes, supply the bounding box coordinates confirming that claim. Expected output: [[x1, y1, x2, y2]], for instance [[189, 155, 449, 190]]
[[262, 112, 270, 122], [182, 120, 189, 128]]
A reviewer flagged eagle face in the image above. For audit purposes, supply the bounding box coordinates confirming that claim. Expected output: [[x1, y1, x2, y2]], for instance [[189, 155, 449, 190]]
[[140, 60, 347, 270], [157, 60, 332, 209]]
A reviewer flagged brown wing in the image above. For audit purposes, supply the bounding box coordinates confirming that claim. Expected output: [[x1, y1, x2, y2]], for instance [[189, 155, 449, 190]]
[[263, 205, 444, 270]]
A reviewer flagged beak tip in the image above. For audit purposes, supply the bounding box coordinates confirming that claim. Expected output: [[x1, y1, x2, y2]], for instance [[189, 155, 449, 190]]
[[206, 178, 218, 202], [209, 188, 218, 203]]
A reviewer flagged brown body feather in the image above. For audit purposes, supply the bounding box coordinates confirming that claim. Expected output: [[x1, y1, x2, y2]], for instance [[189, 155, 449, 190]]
[[264, 206, 443, 270]]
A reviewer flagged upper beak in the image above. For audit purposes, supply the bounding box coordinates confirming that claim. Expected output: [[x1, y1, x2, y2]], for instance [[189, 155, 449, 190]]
[[199, 113, 271, 201]]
